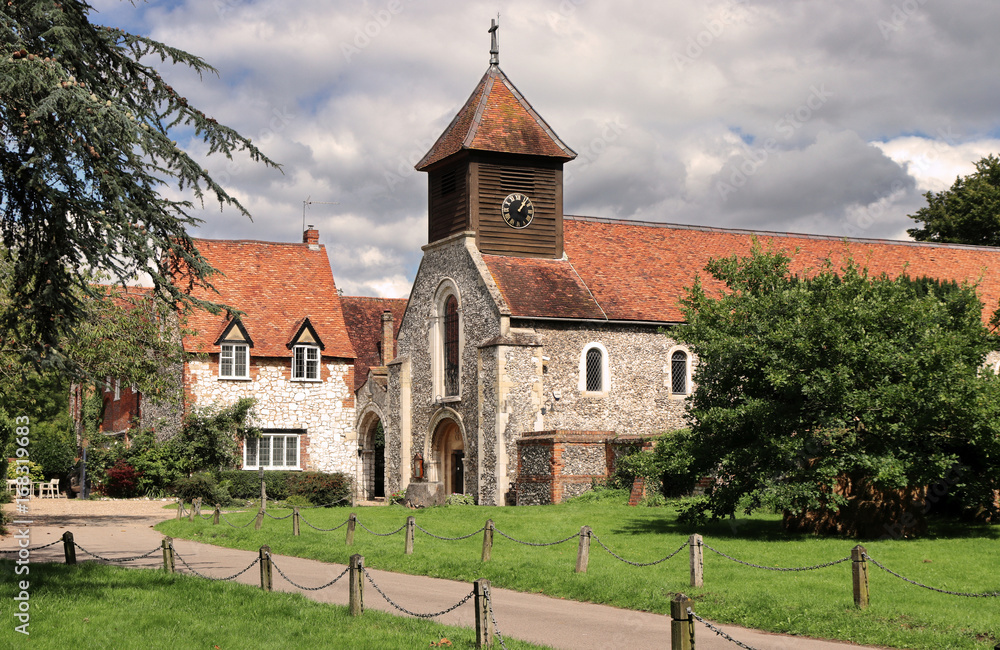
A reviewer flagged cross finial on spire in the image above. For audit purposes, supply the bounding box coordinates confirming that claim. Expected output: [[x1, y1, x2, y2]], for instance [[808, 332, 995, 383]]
[[489, 18, 499, 65]]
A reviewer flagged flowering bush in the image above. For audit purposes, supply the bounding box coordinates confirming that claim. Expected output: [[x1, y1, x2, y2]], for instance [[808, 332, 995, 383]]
[[104, 460, 143, 498]]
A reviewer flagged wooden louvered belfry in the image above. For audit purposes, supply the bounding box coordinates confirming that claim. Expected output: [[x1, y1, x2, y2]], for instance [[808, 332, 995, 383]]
[[416, 21, 576, 259]]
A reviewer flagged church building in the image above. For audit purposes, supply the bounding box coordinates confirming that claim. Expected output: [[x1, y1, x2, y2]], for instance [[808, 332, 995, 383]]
[[355, 24, 1000, 507]]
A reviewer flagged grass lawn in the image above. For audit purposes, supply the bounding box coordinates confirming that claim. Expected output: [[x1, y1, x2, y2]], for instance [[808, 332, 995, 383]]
[[156, 491, 1000, 650], [0, 559, 545, 649]]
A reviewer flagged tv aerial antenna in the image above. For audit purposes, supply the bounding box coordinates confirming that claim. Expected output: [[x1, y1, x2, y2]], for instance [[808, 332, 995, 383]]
[[302, 196, 339, 232]]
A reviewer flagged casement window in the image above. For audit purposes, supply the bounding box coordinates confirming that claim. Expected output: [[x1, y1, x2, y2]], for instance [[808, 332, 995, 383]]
[[113, 378, 121, 401], [667, 346, 693, 397], [292, 345, 320, 381], [220, 343, 250, 379], [578, 342, 610, 396], [244, 432, 300, 470]]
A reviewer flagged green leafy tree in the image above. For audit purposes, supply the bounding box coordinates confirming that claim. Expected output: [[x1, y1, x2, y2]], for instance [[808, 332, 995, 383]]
[[1, 1, 277, 368], [908, 154, 1000, 246], [677, 242, 1000, 536]]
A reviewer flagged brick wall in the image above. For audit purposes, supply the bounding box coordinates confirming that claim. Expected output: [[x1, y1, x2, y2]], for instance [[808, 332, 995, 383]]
[[515, 430, 614, 505]]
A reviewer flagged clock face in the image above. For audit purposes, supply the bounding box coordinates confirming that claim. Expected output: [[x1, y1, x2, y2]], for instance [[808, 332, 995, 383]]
[[501, 193, 534, 229]]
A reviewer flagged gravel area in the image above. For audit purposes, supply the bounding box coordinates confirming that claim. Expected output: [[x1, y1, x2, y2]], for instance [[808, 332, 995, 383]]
[[2, 497, 176, 532]]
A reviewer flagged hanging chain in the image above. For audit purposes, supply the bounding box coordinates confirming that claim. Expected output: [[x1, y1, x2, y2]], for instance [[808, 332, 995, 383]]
[[298, 512, 350, 531], [73, 542, 162, 563], [591, 535, 689, 567], [170, 543, 260, 581], [483, 584, 509, 650], [493, 527, 580, 547], [356, 520, 407, 537], [268, 554, 350, 591], [702, 542, 851, 571], [415, 523, 485, 540], [0, 539, 63, 553], [863, 553, 1000, 597], [263, 510, 294, 520], [361, 566, 474, 618], [688, 607, 760, 650], [219, 511, 258, 528]]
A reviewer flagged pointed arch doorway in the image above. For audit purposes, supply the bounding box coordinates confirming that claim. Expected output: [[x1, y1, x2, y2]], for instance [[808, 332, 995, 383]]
[[361, 417, 385, 500], [432, 419, 465, 495]]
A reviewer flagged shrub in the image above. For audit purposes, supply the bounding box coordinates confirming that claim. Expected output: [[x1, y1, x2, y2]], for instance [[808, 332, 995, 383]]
[[6, 460, 44, 482], [104, 460, 142, 498], [218, 470, 291, 500], [282, 494, 313, 508], [171, 472, 233, 506], [388, 490, 405, 505], [446, 493, 474, 506], [286, 472, 352, 507]]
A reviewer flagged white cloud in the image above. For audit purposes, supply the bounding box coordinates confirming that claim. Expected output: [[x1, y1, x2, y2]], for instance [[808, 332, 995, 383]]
[[82, 0, 1000, 297]]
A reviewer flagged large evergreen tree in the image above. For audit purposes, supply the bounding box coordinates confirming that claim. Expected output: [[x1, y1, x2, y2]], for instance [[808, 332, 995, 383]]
[[0, 1, 277, 368], [678, 242, 1000, 535]]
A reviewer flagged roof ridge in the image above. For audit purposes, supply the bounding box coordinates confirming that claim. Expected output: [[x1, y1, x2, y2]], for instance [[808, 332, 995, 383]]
[[564, 215, 1000, 252]]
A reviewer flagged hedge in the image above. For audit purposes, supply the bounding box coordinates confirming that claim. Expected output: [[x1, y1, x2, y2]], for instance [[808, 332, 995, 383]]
[[218, 470, 352, 505]]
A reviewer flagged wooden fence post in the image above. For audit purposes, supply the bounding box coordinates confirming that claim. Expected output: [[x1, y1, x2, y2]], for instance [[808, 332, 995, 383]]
[[292, 507, 300, 536], [689, 533, 704, 588], [852, 544, 869, 609], [670, 594, 694, 650], [349, 554, 364, 616], [575, 526, 591, 573], [62, 531, 76, 565], [194, 498, 202, 518], [347, 512, 356, 546], [161, 537, 174, 574], [405, 516, 415, 555], [255, 509, 264, 531], [213, 504, 220, 525], [474, 579, 495, 648], [188, 498, 196, 522], [175, 498, 182, 519], [481, 519, 494, 562], [259, 467, 266, 512], [259, 545, 273, 591]]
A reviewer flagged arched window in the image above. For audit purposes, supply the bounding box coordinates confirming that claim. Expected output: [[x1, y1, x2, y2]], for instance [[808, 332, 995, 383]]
[[671, 350, 689, 394], [578, 342, 609, 395], [586, 348, 603, 392], [444, 295, 459, 397]]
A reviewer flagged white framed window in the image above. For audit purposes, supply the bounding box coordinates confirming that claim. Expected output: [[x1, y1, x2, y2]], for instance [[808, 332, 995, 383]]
[[220, 343, 249, 379], [292, 345, 320, 381], [667, 345, 693, 397], [244, 432, 301, 470], [113, 378, 121, 401], [578, 342, 610, 396]]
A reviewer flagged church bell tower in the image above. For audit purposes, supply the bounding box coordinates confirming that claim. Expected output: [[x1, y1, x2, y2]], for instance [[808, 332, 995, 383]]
[[415, 20, 576, 259]]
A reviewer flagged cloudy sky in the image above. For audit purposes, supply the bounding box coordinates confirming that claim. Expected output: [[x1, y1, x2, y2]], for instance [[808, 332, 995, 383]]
[[91, 0, 1000, 298]]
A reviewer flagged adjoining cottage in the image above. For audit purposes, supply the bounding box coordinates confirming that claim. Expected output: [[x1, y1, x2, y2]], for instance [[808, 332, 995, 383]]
[[178, 229, 358, 476]]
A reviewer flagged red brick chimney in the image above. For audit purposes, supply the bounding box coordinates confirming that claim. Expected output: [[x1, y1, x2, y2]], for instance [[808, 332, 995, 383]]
[[303, 225, 319, 245], [381, 310, 394, 365]]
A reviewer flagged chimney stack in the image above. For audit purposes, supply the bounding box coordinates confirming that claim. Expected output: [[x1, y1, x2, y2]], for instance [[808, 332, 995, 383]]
[[381, 310, 394, 366], [303, 225, 319, 246]]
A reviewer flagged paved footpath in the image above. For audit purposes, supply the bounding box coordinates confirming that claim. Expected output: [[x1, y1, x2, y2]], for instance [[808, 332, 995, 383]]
[[1, 500, 891, 650]]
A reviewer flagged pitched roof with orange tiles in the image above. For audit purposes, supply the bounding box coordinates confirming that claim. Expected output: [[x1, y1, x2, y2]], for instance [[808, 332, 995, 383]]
[[340, 296, 408, 392], [415, 65, 576, 170], [177, 238, 355, 359], [483, 216, 1000, 324]]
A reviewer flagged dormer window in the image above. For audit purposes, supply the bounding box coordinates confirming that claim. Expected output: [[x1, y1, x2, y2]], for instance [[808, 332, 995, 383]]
[[293, 345, 320, 381], [287, 318, 326, 381], [215, 318, 254, 380], [220, 343, 249, 379]]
